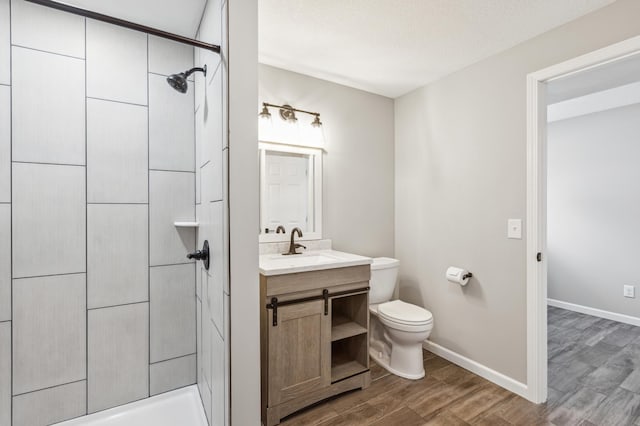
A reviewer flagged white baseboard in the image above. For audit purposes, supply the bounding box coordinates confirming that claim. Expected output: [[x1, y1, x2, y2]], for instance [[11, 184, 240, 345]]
[[422, 340, 529, 400], [547, 298, 640, 327]]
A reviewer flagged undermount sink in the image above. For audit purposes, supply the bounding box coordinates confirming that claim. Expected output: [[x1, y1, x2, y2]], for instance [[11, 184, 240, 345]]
[[259, 250, 372, 276], [264, 253, 338, 266]]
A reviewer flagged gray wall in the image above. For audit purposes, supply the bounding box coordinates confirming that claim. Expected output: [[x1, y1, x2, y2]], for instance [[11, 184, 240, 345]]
[[548, 103, 640, 318], [395, 0, 640, 383], [194, 1, 230, 425], [0, 1, 199, 424], [259, 64, 395, 258]]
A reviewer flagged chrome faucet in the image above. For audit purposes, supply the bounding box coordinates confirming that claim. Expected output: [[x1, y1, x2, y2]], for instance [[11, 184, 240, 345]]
[[284, 227, 306, 255]]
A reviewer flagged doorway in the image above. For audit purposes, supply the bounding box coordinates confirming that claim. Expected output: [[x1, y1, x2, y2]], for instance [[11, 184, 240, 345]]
[[526, 35, 640, 407]]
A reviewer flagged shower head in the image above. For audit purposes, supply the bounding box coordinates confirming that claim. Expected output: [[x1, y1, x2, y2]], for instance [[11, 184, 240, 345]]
[[166, 65, 207, 93], [167, 73, 188, 93]]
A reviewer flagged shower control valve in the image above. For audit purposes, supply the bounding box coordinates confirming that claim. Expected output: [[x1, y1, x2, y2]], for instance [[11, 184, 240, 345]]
[[187, 240, 210, 270]]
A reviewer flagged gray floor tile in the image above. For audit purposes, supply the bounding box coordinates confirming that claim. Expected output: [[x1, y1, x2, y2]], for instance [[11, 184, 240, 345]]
[[548, 307, 640, 426], [616, 323, 640, 332], [581, 365, 633, 394], [548, 312, 568, 324], [606, 344, 640, 370], [574, 342, 622, 368], [584, 326, 616, 347], [602, 325, 640, 348], [547, 324, 562, 336], [549, 341, 587, 364], [548, 360, 595, 393], [549, 324, 584, 344], [549, 387, 607, 425], [621, 370, 640, 394], [577, 420, 599, 426], [572, 314, 606, 331], [548, 306, 572, 318], [547, 386, 569, 407], [586, 387, 640, 426], [552, 314, 581, 329], [548, 340, 567, 360], [591, 318, 620, 329]]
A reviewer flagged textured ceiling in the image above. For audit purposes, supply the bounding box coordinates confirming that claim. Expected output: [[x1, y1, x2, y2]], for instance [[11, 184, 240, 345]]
[[259, 0, 616, 98], [58, 0, 207, 38]]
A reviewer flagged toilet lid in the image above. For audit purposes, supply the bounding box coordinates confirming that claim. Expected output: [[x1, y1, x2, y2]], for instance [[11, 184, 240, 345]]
[[377, 300, 433, 325]]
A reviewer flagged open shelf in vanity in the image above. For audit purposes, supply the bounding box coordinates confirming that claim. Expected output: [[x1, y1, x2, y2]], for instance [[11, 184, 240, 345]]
[[330, 291, 369, 382], [331, 291, 368, 341], [331, 333, 368, 382]]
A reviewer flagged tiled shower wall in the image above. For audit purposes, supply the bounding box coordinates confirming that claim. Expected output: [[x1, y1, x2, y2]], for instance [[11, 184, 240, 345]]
[[0, 0, 207, 424], [194, 1, 231, 426]]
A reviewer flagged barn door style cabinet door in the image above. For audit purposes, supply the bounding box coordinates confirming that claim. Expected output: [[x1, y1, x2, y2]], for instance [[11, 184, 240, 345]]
[[267, 299, 331, 406], [260, 265, 372, 426]]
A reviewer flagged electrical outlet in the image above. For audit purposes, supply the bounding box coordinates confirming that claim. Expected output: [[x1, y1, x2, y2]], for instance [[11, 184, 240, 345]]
[[624, 285, 635, 298]]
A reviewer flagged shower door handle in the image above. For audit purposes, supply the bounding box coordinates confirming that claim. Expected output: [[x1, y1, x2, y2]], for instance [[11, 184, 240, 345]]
[[187, 240, 210, 270]]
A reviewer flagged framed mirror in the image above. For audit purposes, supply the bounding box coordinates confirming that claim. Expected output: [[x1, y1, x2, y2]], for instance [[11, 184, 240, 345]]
[[259, 142, 322, 242]]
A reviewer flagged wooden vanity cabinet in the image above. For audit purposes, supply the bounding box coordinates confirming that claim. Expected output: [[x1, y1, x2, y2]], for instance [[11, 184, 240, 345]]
[[261, 265, 371, 426]]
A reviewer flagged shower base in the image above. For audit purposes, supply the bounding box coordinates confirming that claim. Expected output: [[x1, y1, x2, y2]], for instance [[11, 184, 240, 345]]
[[55, 386, 208, 426]]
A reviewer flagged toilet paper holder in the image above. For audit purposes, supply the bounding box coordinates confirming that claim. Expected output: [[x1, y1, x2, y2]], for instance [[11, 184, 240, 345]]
[[446, 267, 473, 285]]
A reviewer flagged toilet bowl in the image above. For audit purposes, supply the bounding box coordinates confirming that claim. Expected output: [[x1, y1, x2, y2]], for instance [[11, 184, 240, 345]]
[[369, 258, 433, 380]]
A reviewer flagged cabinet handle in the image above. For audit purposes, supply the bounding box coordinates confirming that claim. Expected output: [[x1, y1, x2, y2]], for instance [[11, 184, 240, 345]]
[[267, 297, 278, 326], [323, 289, 329, 316]]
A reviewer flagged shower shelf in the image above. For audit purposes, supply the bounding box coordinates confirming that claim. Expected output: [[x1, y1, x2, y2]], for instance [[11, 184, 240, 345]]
[[173, 221, 200, 228]]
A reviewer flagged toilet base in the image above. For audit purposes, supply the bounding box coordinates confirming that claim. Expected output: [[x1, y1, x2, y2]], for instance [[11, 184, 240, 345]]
[[369, 347, 425, 380]]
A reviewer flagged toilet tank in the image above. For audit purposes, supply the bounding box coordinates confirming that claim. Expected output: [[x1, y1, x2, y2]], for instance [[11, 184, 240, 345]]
[[369, 257, 400, 305]]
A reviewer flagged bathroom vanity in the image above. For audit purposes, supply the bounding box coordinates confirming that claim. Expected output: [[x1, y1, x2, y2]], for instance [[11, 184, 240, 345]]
[[259, 250, 372, 426]]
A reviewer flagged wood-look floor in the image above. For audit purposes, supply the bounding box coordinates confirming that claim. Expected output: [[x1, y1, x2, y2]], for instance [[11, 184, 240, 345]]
[[279, 307, 640, 426]]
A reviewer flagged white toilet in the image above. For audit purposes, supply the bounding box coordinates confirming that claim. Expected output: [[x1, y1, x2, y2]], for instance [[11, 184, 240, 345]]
[[369, 257, 433, 380]]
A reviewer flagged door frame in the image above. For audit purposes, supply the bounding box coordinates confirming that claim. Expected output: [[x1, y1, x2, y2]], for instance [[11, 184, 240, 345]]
[[526, 35, 640, 404]]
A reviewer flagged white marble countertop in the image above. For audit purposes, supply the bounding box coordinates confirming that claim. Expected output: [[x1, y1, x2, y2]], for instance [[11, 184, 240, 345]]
[[259, 249, 372, 276]]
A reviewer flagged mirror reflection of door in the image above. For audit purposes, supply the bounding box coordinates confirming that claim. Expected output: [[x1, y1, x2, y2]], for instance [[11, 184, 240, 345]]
[[264, 151, 309, 232], [258, 141, 322, 242]]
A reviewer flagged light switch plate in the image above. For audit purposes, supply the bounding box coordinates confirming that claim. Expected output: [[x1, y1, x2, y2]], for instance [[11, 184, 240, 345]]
[[624, 285, 635, 298], [508, 219, 522, 239]]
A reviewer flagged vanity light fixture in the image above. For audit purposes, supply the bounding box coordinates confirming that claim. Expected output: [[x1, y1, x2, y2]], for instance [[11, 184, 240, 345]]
[[259, 102, 322, 128], [259, 104, 272, 120]]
